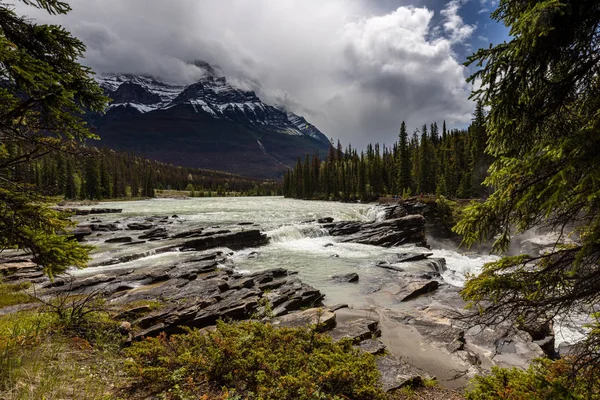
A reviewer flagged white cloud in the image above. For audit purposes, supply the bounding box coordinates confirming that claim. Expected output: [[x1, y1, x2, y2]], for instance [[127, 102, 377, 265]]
[[441, 0, 476, 43], [14, 0, 476, 149]]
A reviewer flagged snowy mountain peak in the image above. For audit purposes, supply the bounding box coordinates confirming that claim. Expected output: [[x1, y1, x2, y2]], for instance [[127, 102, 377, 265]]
[[96, 69, 329, 143]]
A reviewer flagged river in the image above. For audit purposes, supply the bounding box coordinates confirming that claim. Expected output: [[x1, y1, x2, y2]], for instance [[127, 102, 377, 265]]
[[73, 196, 583, 347]]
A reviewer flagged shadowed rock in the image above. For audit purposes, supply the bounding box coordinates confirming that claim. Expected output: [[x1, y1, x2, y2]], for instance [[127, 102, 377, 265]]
[[327, 215, 427, 247]]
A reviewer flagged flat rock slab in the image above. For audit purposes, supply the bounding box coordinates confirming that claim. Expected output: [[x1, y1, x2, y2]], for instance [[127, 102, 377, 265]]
[[329, 317, 380, 343], [328, 215, 427, 247], [357, 339, 386, 355], [376, 355, 426, 392], [270, 308, 336, 332]]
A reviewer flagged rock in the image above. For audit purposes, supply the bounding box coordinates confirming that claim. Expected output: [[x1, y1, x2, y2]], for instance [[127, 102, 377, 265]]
[[70, 227, 92, 241], [127, 222, 154, 230], [376, 355, 425, 392], [270, 308, 336, 332], [237, 222, 254, 226], [119, 321, 132, 333], [114, 305, 154, 320], [396, 252, 433, 263], [105, 237, 133, 244], [396, 279, 440, 302], [317, 217, 334, 224], [57, 208, 123, 216], [180, 230, 269, 251], [139, 227, 168, 240], [375, 262, 405, 272], [357, 339, 386, 355], [330, 254, 339, 258], [446, 331, 466, 353], [329, 318, 380, 343], [329, 304, 349, 312], [323, 243, 334, 248], [172, 215, 179, 218], [331, 273, 359, 283], [329, 215, 427, 247], [172, 228, 205, 239]]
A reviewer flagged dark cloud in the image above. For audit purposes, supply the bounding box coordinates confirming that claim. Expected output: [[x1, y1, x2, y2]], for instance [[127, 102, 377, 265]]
[[14, 0, 477, 149]]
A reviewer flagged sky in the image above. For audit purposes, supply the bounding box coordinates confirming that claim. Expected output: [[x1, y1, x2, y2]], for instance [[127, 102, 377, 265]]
[[14, 0, 509, 150]]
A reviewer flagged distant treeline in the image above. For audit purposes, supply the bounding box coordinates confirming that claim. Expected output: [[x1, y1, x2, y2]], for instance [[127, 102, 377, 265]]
[[283, 103, 491, 201], [4, 145, 282, 200]]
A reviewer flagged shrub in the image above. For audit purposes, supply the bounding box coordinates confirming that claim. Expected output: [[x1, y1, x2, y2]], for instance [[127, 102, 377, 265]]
[[465, 359, 600, 400], [125, 320, 386, 400]]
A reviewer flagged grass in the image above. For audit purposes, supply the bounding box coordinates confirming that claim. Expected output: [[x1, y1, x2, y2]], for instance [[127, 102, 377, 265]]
[[0, 282, 35, 309]]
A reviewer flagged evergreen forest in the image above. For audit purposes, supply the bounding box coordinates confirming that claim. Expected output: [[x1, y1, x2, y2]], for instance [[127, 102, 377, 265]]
[[283, 103, 490, 201]]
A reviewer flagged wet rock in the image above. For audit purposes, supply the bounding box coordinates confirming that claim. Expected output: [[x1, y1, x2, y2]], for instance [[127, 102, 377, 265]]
[[237, 222, 254, 226], [357, 339, 386, 355], [127, 222, 154, 230], [376, 355, 425, 392], [396, 280, 440, 302], [330, 254, 340, 258], [323, 243, 334, 248], [105, 237, 133, 244], [375, 262, 404, 272], [270, 308, 336, 332], [331, 273, 359, 283], [329, 215, 426, 247]]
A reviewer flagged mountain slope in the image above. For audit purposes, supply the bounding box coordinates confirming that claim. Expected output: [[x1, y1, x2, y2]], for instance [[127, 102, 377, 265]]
[[90, 72, 331, 178]]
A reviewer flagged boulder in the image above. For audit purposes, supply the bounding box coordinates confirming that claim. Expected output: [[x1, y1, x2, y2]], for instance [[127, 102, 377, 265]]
[[396, 252, 433, 263]]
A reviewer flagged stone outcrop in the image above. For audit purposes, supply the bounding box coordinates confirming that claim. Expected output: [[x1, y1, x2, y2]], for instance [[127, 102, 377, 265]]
[[325, 214, 427, 247]]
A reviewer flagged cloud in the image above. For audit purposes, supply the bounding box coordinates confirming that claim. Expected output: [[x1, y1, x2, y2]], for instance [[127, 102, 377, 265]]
[[478, 35, 489, 42], [441, 0, 476, 43], [14, 0, 476, 150]]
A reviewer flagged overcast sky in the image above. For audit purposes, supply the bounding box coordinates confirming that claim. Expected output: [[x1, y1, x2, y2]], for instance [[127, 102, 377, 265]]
[[15, 0, 508, 149]]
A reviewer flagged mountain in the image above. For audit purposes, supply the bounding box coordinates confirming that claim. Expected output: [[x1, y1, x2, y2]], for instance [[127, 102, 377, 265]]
[[90, 70, 331, 178]]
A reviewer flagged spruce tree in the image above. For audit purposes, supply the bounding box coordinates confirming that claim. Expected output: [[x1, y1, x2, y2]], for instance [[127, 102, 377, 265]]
[[456, 0, 600, 384]]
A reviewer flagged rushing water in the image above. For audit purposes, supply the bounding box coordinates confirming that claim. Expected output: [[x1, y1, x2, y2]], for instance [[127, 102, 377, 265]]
[[73, 196, 584, 345], [74, 197, 494, 301]]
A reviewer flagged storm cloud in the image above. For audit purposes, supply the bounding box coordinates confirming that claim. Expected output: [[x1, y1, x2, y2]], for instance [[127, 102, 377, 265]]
[[15, 0, 477, 149]]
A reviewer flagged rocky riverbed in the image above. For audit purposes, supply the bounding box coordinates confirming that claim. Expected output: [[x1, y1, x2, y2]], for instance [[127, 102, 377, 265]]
[[0, 197, 565, 393]]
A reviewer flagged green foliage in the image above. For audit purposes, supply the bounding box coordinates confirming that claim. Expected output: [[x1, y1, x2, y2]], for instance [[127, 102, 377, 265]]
[[125, 320, 386, 400], [466, 359, 600, 400]]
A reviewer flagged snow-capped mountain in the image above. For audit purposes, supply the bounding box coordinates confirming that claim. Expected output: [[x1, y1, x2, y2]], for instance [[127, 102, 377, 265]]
[[90, 69, 331, 178], [96, 73, 329, 141]]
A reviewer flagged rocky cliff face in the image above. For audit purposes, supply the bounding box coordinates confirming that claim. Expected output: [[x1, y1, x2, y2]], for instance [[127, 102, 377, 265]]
[[90, 68, 331, 178]]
